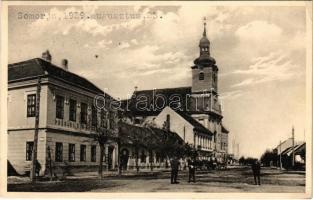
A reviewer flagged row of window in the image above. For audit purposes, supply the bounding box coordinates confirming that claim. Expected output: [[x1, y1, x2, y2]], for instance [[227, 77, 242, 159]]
[[126, 149, 165, 163], [26, 142, 97, 162], [27, 94, 98, 126], [196, 135, 212, 149]]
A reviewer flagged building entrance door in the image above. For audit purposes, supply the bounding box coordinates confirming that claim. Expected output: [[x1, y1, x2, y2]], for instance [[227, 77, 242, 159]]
[[108, 146, 114, 170], [121, 148, 129, 170]]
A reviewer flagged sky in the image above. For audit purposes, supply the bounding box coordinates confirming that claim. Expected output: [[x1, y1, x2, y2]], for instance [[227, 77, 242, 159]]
[[8, 5, 307, 158]]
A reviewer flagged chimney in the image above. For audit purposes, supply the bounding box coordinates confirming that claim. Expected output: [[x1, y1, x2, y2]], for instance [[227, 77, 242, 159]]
[[166, 114, 170, 131], [42, 50, 52, 62], [61, 59, 68, 71]]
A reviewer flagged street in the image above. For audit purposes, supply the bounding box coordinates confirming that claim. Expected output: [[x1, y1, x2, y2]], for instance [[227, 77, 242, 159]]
[[8, 167, 305, 193]]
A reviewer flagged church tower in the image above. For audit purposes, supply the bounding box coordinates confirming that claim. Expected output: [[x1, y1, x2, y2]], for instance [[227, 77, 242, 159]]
[[189, 19, 228, 156], [191, 19, 221, 115]]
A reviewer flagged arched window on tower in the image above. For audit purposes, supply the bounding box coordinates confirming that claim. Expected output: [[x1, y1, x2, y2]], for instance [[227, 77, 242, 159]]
[[199, 72, 204, 80]]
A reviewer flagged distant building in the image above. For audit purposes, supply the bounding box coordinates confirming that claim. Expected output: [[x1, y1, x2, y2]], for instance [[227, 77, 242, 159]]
[[276, 142, 306, 170], [118, 121, 183, 170], [275, 138, 302, 155], [274, 136, 305, 170], [123, 21, 229, 161], [7, 52, 118, 175], [153, 106, 214, 160]]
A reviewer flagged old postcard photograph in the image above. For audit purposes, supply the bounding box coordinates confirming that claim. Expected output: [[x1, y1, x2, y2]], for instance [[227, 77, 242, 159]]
[[0, 1, 312, 198]]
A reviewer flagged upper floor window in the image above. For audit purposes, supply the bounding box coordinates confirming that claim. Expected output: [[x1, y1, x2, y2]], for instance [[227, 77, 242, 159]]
[[68, 143, 75, 162], [69, 99, 77, 122], [91, 106, 97, 127], [26, 141, 34, 161], [199, 72, 204, 80], [56, 95, 64, 119], [80, 103, 87, 124], [55, 142, 63, 162], [27, 94, 36, 117]]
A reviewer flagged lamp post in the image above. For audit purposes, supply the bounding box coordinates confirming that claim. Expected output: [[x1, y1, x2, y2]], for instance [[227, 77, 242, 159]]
[[292, 126, 295, 168], [279, 140, 282, 170]]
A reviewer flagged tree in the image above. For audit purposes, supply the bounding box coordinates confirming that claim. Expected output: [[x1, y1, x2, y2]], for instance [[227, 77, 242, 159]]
[[93, 95, 121, 179], [94, 127, 115, 179], [238, 156, 258, 166], [260, 149, 277, 167], [239, 156, 245, 165], [156, 129, 185, 160], [119, 122, 146, 173]]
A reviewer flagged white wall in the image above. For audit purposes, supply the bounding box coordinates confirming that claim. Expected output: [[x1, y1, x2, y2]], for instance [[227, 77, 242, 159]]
[[153, 107, 195, 145]]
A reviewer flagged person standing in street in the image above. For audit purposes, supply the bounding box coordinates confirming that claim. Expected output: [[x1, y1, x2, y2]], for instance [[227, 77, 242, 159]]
[[188, 159, 196, 183], [252, 160, 261, 185], [170, 157, 180, 184]]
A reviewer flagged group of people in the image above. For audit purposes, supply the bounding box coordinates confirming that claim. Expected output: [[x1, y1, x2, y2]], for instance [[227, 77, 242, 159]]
[[170, 157, 262, 186], [170, 157, 196, 184]]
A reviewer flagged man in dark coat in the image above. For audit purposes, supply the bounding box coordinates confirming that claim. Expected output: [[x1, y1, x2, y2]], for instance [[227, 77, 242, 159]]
[[170, 157, 180, 184], [252, 160, 261, 185], [188, 159, 196, 183]]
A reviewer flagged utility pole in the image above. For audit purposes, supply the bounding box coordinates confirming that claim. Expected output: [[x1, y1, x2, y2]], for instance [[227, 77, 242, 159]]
[[237, 143, 240, 159], [279, 140, 282, 170], [30, 77, 41, 183], [292, 126, 295, 168]]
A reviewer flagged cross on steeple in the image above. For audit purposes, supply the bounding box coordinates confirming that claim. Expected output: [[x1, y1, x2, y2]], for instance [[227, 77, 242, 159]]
[[203, 17, 207, 37]]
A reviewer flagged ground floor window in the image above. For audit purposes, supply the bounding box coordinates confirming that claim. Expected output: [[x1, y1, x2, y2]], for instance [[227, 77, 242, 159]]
[[91, 145, 97, 162], [80, 145, 86, 161], [68, 143, 75, 162], [55, 142, 63, 162], [26, 141, 34, 161]]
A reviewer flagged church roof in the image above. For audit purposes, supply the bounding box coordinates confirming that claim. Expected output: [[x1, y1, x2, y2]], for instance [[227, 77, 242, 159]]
[[199, 36, 210, 46], [119, 121, 184, 147], [8, 58, 103, 94], [124, 86, 192, 116], [193, 55, 216, 66], [222, 124, 229, 133]]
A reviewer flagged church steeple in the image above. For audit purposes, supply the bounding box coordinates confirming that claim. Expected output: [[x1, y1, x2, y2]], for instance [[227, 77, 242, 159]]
[[194, 18, 215, 66], [191, 18, 219, 95], [199, 17, 210, 56]]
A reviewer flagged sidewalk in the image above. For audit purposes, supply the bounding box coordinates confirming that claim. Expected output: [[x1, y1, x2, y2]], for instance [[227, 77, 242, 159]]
[[7, 168, 168, 184], [67, 168, 167, 179]]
